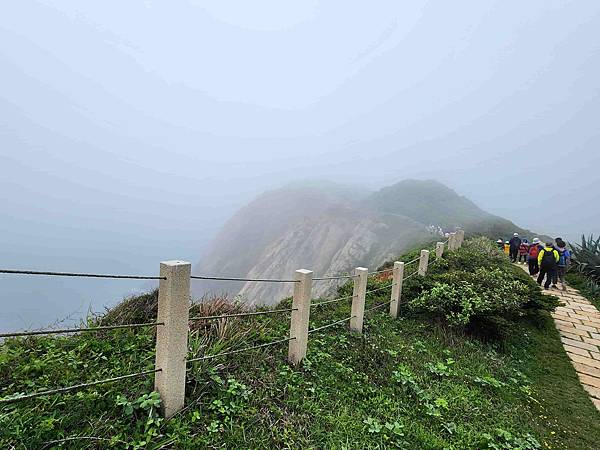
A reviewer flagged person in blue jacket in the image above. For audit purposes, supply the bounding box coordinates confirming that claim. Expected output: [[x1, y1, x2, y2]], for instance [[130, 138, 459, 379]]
[[553, 238, 571, 291]]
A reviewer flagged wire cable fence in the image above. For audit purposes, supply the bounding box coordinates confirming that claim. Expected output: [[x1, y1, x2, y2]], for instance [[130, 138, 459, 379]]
[[311, 294, 354, 308], [188, 308, 296, 322], [190, 275, 298, 283], [403, 271, 419, 282], [365, 283, 397, 296], [312, 274, 356, 281], [368, 267, 393, 275], [0, 322, 164, 339], [308, 315, 355, 334], [186, 336, 295, 363], [405, 257, 420, 265], [0, 368, 161, 404], [0, 269, 165, 280], [364, 300, 393, 314]]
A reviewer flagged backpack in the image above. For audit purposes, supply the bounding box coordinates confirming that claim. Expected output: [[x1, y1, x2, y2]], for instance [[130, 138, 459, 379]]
[[529, 245, 540, 259], [540, 248, 557, 269], [558, 249, 569, 267]]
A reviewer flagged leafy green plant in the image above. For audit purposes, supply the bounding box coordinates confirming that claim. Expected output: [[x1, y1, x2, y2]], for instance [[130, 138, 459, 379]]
[[570, 234, 600, 289], [481, 428, 541, 449]]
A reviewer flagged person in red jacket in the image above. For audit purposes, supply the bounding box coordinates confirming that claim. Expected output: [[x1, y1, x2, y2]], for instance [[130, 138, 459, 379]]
[[518, 239, 530, 264], [528, 238, 542, 276]]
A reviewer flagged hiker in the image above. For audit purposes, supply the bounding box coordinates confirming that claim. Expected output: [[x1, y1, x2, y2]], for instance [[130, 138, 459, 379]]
[[528, 238, 542, 276], [553, 239, 571, 291], [537, 240, 560, 290], [518, 239, 529, 264], [503, 241, 510, 255], [509, 233, 522, 263], [496, 238, 505, 250]]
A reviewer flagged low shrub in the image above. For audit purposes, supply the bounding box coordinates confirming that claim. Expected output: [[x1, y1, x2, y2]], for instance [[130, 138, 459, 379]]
[[407, 237, 558, 338], [409, 268, 527, 327]]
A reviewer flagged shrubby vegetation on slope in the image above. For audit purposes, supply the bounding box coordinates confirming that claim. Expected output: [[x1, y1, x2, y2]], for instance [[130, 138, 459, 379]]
[[406, 238, 558, 338], [0, 238, 597, 449]]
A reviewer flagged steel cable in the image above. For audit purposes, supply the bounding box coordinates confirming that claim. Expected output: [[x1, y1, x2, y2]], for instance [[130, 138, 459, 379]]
[[311, 294, 353, 308], [403, 270, 419, 281], [308, 315, 355, 334], [312, 274, 356, 281], [364, 300, 392, 314], [0, 269, 165, 280], [0, 322, 164, 338], [0, 368, 161, 404], [405, 257, 420, 265], [188, 308, 296, 321], [190, 275, 297, 283], [365, 283, 397, 295], [369, 268, 393, 275], [186, 336, 294, 363]]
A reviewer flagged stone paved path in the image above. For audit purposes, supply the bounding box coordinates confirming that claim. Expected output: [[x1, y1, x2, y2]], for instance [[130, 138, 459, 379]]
[[517, 264, 600, 411]]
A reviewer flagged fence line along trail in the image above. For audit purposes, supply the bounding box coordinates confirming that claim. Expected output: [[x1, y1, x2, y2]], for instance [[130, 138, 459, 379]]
[[0, 231, 464, 419]]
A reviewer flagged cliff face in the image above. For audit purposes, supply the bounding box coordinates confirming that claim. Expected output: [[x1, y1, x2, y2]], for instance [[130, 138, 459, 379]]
[[192, 179, 524, 305]]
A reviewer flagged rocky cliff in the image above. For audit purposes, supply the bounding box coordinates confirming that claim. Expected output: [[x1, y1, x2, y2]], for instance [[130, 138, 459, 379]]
[[192, 179, 527, 305]]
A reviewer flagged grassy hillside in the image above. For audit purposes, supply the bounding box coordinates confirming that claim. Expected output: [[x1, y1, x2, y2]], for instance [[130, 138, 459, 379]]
[[1, 240, 598, 448]]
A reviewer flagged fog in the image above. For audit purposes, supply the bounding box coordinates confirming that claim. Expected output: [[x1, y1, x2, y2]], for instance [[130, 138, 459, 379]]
[[1, 1, 599, 331]]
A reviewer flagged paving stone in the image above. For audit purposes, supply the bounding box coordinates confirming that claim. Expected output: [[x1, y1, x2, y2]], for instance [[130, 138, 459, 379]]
[[579, 373, 600, 389], [592, 398, 600, 411], [572, 362, 600, 378], [569, 312, 591, 321], [568, 353, 600, 370], [564, 345, 591, 358], [583, 316, 600, 325], [554, 315, 582, 325], [574, 324, 599, 333], [590, 332, 600, 340], [552, 316, 575, 328], [561, 337, 600, 352], [583, 336, 600, 347], [557, 324, 590, 337], [591, 351, 600, 361], [561, 331, 583, 341], [582, 384, 600, 400]]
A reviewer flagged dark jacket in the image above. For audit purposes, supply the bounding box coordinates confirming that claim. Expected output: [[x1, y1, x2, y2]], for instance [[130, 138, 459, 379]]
[[509, 236, 522, 250]]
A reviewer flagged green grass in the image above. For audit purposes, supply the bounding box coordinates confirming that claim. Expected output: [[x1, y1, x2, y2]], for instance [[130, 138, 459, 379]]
[[1, 241, 599, 448]]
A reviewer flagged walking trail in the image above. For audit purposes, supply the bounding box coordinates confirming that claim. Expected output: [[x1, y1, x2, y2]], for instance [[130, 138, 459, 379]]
[[518, 265, 600, 411]]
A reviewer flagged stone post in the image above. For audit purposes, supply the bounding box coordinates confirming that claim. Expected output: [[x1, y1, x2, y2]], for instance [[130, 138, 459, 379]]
[[288, 269, 313, 365], [435, 242, 444, 258], [154, 260, 191, 419], [389, 261, 404, 319], [448, 232, 456, 251], [350, 267, 368, 333], [418, 250, 430, 276], [457, 230, 465, 247]]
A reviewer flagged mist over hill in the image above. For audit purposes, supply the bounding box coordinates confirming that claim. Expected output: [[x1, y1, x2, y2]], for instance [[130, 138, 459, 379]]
[[192, 179, 533, 304]]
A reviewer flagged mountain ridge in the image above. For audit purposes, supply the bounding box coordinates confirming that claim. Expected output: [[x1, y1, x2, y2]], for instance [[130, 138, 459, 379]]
[[192, 179, 536, 304]]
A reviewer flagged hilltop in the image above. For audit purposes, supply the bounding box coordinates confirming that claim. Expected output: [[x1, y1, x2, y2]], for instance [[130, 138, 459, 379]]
[[193, 179, 536, 304]]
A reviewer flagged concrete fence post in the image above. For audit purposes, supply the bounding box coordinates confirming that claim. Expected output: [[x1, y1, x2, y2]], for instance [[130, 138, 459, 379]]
[[418, 250, 430, 276], [389, 261, 404, 319], [350, 267, 368, 333], [288, 269, 313, 365], [435, 241, 445, 258], [457, 230, 465, 247], [448, 232, 456, 251], [154, 260, 191, 419]]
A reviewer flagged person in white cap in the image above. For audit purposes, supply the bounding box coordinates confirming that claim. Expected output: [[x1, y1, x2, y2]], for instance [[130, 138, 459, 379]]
[[508, 232, 522, 263], [528, 238, 542, 276]]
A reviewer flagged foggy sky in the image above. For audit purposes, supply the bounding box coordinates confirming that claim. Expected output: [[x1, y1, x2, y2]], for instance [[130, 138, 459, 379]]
[[1, 1, 599, 330]]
